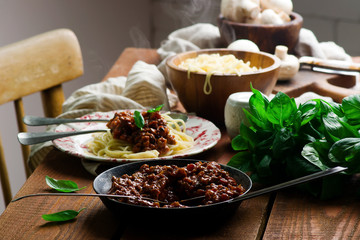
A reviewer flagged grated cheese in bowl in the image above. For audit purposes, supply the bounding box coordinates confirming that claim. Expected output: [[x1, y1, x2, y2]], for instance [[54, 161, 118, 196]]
[[177, 53, 259, 94], [178, 53, 258, 75]]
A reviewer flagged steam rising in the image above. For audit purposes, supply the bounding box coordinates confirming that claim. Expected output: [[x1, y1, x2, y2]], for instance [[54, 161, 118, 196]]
[[160, 0, 220, 26], [129, 27, 151, 48]]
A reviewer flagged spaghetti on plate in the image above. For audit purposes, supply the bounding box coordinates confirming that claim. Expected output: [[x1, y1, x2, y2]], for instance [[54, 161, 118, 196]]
[[87, 110, 193, 159]]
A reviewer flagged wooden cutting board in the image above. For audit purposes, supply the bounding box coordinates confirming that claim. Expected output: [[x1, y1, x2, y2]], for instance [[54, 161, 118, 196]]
[[273, 69, 360, 102]]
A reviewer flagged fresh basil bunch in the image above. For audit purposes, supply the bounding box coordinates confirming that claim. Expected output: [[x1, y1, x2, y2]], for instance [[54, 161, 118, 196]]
[[228, 86, 360, 198]]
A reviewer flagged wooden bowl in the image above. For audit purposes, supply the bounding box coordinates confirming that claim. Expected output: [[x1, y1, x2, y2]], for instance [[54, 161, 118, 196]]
[[166, 49, 280, 126], [218, 12, 303, 54]]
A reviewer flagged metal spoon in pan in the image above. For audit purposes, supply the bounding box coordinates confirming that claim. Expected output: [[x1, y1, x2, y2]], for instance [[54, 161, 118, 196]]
[[11, 166, 347, 205]]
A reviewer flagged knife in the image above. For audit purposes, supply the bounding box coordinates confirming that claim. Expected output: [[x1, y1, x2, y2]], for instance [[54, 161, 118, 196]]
[[299, 56, 360, 73]]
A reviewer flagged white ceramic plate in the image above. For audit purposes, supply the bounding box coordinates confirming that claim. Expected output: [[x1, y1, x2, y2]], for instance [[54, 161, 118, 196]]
[[53, 111, 221, 163]]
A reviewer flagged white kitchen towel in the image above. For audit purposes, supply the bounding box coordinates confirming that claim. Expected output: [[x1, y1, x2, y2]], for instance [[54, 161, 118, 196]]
[[294, 28, 352, 62]]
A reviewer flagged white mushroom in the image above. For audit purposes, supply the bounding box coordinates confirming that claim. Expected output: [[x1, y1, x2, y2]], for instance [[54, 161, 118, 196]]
[[227, 39, 260, 52], [221, 0, 234, 19], [275, 45, 299, 80], [260, 0, 293, 15], [277, 10, 291, 22], [221, 0, 293, 25], [245, 12, 263, 24], [221, 0, 261, 23], [260, 9, 286, 25]]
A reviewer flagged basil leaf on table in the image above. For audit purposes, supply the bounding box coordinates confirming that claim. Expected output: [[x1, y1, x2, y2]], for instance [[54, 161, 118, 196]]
[[134, 110, 145, 129], [42, 208, 85, 222], [45, 176, 86, 193]]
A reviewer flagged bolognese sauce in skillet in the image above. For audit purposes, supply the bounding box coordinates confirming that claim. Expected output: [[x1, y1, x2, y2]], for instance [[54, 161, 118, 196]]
[[108, 161, 246, 208]]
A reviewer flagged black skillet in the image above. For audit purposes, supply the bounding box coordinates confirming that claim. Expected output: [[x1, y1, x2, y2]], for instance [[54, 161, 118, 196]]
[[93, 159, 346, 225]]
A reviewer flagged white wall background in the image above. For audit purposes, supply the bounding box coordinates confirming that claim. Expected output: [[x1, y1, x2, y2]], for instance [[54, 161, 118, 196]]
[[293, 0, 360, 56], [0, 0, 359, 213]]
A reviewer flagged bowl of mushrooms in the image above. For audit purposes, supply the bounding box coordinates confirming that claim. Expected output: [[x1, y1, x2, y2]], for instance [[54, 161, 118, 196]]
[[218, 0, 303, 54]]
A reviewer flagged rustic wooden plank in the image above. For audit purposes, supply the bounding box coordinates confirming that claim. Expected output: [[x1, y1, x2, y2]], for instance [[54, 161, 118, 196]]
[[263, 188, 360, 239]]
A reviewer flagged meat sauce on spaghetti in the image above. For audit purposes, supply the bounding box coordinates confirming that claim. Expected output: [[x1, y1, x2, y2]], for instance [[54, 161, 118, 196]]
[[108, 161, 246, 208], [106, 110, 176, 155]]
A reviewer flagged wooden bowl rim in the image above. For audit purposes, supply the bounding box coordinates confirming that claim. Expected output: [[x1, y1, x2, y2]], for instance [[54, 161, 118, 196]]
[[166, 48, 281, 76], [218, 12, 303, 29]]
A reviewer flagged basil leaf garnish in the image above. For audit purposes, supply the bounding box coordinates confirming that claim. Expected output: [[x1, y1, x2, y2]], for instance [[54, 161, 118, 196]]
[[147, 104, 164, 113], [42, 208, 85, 222], [134, 105, 163, 129], [45, 176, 86, 193], [134, 110, 145, 129]]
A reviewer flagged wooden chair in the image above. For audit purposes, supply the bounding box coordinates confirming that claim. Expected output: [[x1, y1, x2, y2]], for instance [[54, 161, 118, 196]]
[[0, 29, 84, 206]]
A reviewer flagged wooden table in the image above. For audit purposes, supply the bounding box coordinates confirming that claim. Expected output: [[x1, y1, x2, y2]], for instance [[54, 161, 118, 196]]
[[0, 48, 360, 239]]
